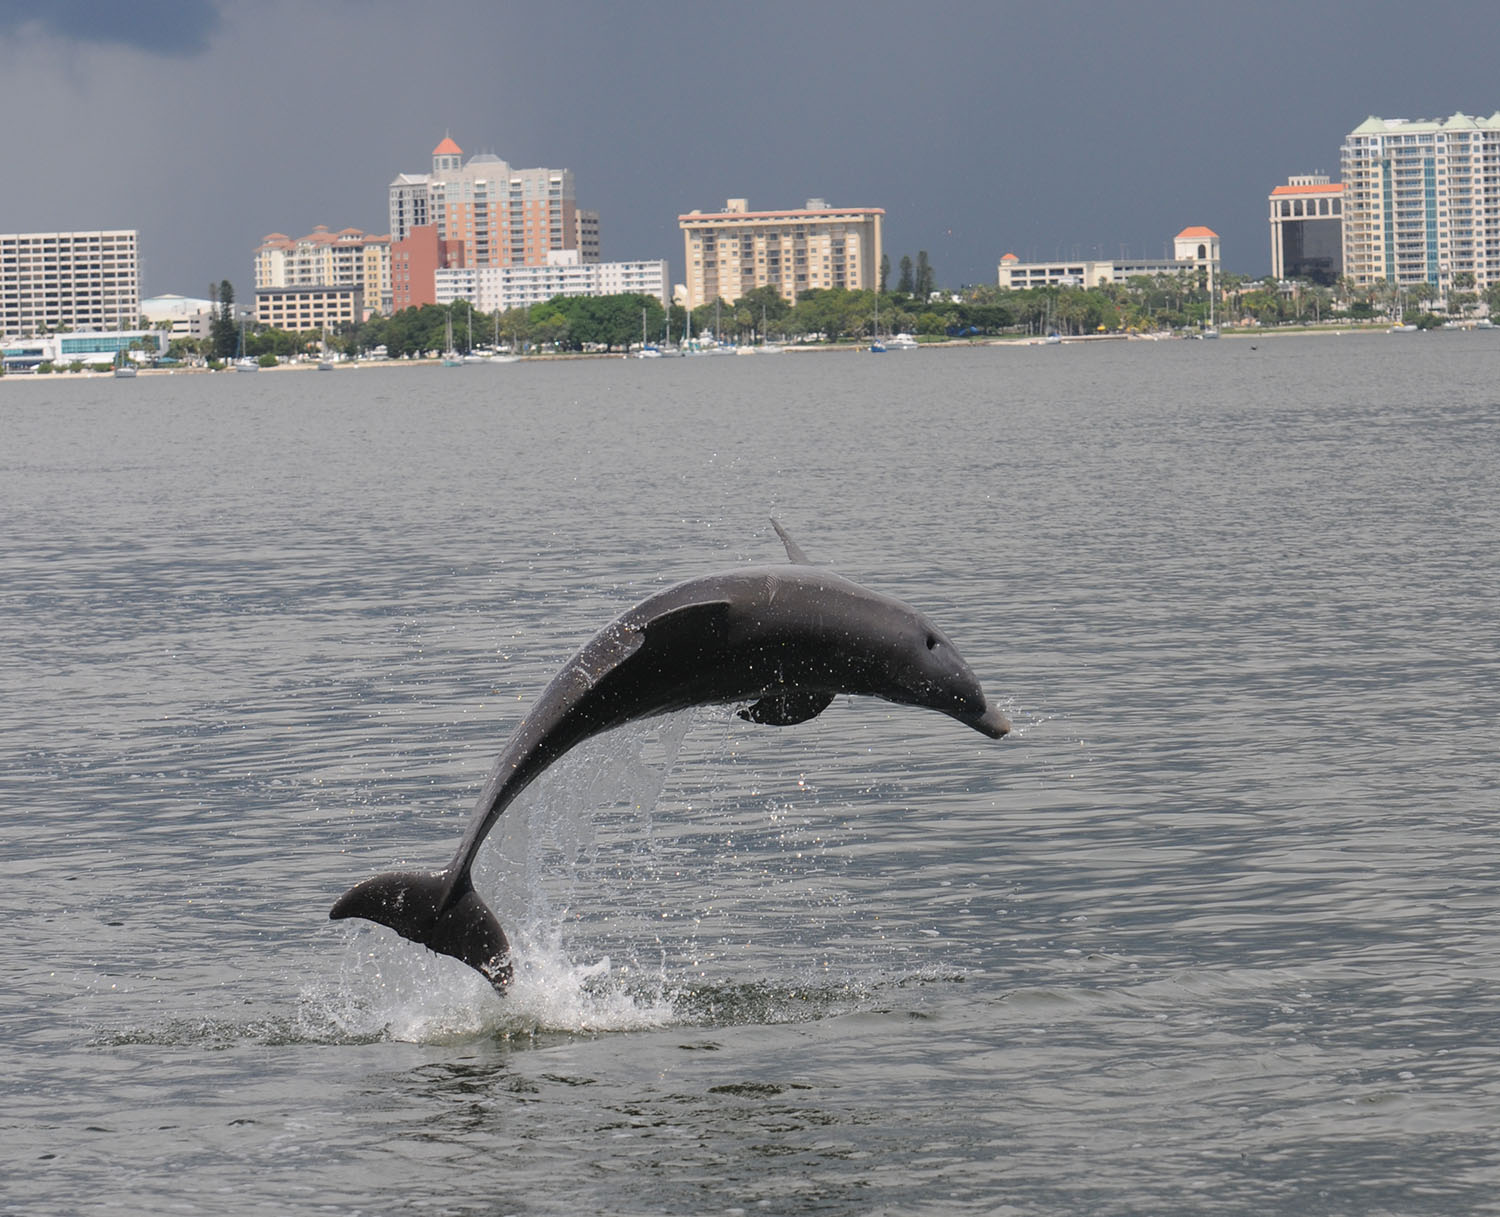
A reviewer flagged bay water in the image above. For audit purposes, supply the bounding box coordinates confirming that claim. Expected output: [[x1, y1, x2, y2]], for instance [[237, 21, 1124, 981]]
[[3, 333, 1499, 1215]]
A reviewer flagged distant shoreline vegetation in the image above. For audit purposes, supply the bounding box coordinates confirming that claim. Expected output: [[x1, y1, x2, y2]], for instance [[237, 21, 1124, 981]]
[[48, 271, 1493, 372], [331, 275, 1500, 354]]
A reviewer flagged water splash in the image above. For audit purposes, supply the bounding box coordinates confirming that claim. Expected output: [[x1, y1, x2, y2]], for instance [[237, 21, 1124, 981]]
[[311, 706, 953, 1043]]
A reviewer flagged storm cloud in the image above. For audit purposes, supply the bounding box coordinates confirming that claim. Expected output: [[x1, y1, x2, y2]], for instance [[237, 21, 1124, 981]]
[[0, 0, 223, 56], [3, 0, 1499, 299]]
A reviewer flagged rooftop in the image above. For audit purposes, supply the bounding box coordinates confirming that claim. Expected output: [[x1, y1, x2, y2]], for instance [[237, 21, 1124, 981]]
[[1349, 111, 1500, 135]]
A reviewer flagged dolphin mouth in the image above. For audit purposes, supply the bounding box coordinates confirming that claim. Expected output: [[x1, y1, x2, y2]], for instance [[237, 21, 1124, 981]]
[[964, 702, 1011, 739]]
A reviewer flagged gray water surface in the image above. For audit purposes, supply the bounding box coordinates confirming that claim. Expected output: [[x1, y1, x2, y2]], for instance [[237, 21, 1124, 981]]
[[4, 335, 1499, 1215]]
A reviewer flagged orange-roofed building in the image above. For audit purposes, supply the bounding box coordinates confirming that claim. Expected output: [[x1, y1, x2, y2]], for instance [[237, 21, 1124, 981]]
[[1268, 176, 1343, 284], [388, 135, 596, 279], [253, 225, 393, 319]]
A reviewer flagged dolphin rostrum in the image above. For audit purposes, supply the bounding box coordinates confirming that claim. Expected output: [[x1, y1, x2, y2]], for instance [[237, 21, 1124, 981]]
[[330, 520, 1009, 990]]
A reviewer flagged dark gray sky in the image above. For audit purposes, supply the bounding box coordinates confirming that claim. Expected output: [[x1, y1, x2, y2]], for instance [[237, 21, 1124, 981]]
[[4, 0, 1498, 298]]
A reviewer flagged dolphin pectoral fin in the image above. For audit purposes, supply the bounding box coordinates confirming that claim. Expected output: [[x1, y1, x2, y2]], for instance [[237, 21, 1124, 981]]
[[739, 689, 836, 726], [330, 869, 512, 991], [770, 518, 814, 565]]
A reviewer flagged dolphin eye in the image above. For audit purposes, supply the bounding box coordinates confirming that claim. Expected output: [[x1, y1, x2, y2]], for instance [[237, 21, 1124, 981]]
[[925, 633, 938, 651]]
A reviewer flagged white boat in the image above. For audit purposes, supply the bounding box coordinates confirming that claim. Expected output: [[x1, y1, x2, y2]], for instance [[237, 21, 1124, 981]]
[[751, 306, 784, 353], [234, 320, 258, 371], [441, 307, 463, 366], [1201, 263, 1220, 337], [486, 313, 518, 361], [636, 308, 667, 357], [459, 310, 488, 360], [886, 332, 919, 350], [112, 306, 139, 376]]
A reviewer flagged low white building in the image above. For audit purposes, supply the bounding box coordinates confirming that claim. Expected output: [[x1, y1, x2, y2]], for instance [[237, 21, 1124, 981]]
[[998, 228, 1221, 289], [141, 294, 219, 340], [436, 250, 669, 313], [2, 329, 166, 371]]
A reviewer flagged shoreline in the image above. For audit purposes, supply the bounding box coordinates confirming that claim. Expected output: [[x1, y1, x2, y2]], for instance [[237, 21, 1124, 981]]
[[1, 321, 1485, 382]]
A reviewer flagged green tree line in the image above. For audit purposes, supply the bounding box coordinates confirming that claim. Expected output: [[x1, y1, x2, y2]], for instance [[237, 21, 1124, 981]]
[[177, 271, 1500, 368]]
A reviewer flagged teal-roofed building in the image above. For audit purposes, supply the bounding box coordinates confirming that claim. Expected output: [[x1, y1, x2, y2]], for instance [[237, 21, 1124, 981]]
[[1340, 112, 1500, 296]]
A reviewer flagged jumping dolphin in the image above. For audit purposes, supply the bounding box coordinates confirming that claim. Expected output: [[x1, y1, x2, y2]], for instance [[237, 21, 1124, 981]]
[[330, 521, 1009, 990]]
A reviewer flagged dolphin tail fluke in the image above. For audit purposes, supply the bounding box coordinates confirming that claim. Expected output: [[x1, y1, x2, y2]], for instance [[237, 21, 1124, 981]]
[[329, 869, 512, 991]]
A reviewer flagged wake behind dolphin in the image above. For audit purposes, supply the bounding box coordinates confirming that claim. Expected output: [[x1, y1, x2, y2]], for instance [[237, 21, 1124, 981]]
[[330, 521, 1009, 991]]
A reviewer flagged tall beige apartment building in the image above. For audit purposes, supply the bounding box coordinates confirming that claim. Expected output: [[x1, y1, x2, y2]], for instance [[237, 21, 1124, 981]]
[[254, 226, 391, 317], [678, 198, 883, 309], [1, 229, 139, 337]]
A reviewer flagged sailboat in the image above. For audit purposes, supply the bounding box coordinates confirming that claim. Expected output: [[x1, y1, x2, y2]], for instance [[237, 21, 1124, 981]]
[[870, 293, 886, 352], [234, 319, 259, 371], [112, 302, 138, 376], [1202, 262, 1220, 338], [317, 324, 335, 370], [488, 311, 517, 363], [755, 302, 783, 354], [636, 306, 662, 357], [463, 308, 487, 362], [441, 306, 463, 366]]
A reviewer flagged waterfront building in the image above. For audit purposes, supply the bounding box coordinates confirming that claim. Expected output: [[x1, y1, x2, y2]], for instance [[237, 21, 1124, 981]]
[[390, 224, 466, 312], [254, 285, 364, 332], [1, 229, 139, 338], [141, 293, 220, 341], [996, 228, 1220, 289], [677, 198, 883, 310], [2, 328, 165, 372], [434, 249, 668, 314], [254, 227, 390, 318], [388, 136, 596, 275], [1269, 176, 1344, 284], [1340, 112, 1500, 293]]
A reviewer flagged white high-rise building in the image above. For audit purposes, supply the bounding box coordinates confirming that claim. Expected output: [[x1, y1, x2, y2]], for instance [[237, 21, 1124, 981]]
[[1340, 112, 1500, 292], [435, 250, 667, 313], [1, 229, 140, 337]]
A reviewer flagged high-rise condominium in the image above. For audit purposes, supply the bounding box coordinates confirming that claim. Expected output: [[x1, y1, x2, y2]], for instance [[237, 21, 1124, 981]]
[[1, 229, 139, 337], [389, 137, 598, 270], [1340, 112, 1500, 292]]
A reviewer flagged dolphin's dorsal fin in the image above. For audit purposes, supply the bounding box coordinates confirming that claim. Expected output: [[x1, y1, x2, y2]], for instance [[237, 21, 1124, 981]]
[[770, 518, 813, 565]]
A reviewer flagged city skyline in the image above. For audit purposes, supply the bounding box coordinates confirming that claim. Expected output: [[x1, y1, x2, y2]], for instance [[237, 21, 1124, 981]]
[[4, 0, 1500, 298]]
